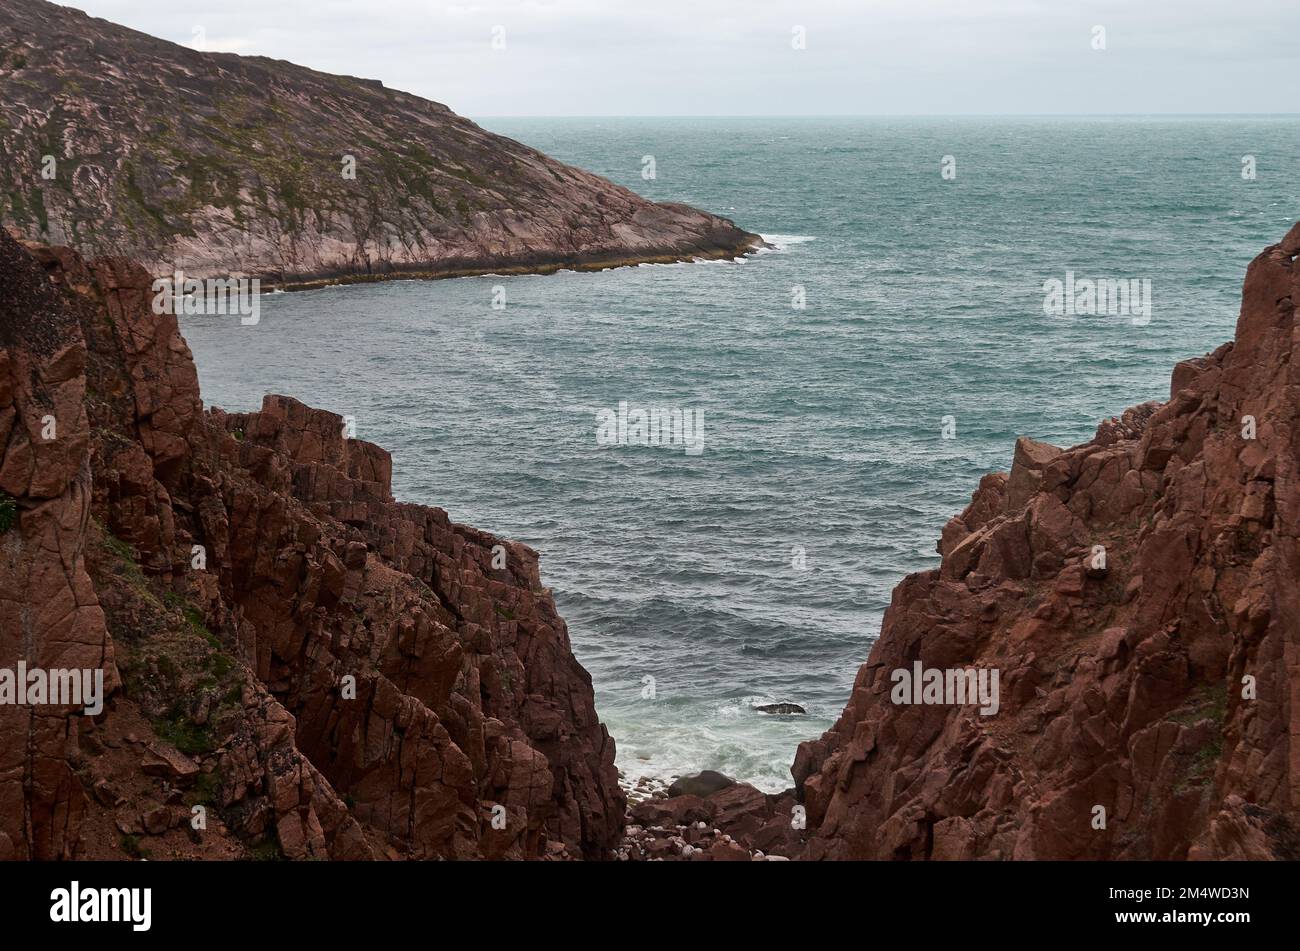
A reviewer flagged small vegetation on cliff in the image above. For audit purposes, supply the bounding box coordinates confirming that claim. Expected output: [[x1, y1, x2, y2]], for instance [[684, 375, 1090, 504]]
[[98, 525, 146, 589], [185, 768, 222, 809], [92, 523, 242, 763], [0, 492, 16, 534], [154, 708, 214, 757], [1171, 684, 1229, 726], [247, 835, 285, 862], [119, 833, 148, 860]]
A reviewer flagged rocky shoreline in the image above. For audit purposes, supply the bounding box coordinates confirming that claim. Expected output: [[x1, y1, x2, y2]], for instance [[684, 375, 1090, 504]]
[[263, 237, 768, 293], [617, 770, 803, 861]]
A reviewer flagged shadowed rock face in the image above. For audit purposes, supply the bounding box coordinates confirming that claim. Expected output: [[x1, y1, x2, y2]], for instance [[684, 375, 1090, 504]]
[[0, 220, 115, 860], [790, 222, 1300, 860], [0, 231, 623, 859], [0, 0, 762, 286]]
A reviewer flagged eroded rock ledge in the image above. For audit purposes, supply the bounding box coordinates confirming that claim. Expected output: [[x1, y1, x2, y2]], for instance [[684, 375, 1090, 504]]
[[0, 231, 623, 859]]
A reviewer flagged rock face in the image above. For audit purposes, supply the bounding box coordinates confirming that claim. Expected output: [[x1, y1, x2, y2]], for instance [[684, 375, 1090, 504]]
[[0, 221, 116, 860], [789, 222, 1300, 860], [0, 231, 623, 859], [0, 0, 761, 286]]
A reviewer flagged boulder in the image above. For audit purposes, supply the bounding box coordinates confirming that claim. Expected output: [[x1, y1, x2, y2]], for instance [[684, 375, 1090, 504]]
[[140, 744, 199, 784], [667, 770, 735, 798]]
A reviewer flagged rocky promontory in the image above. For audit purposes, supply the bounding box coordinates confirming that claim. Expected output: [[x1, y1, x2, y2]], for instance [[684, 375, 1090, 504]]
[[0, 230, 623, 859], [0, 0, 761, 287]]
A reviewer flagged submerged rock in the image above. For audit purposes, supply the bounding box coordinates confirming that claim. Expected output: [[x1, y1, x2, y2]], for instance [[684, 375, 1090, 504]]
[[754, 702, 807, 715]]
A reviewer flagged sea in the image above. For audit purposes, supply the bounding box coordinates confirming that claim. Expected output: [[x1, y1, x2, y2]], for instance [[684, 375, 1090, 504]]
[[181, 116, 1300, 792]]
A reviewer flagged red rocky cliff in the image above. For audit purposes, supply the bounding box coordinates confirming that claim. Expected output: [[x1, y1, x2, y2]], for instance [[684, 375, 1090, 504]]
[[791, 222, 1300, 860], [0, 230, 623, 859], [0, 226, 117, 859]]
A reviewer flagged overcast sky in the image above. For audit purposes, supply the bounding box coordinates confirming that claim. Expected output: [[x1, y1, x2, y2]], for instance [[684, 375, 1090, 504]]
[[62, 0, 1299, 117]]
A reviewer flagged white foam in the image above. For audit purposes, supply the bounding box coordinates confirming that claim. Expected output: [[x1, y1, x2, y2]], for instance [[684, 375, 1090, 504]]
[[757, 234, 817, 253]]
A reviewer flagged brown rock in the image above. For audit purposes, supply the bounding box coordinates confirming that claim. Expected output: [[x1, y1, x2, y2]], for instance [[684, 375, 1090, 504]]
[[142, 805, 171, 835], [141, 744, 199, 784], [706, 840, 751, 862], [631, 795, 714, 827], [1007, 437, 1062, 511], [707, 783, 771, 837]]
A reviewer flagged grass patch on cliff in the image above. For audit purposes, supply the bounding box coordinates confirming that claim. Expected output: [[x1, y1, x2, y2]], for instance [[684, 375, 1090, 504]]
[[162, 591, 223, 650], [101, 528, 135, 561], [185, 767, 222, 808], [97, 524, 150, 594], [0, 493, 16, 534], [246, 835, 284, 862], [1170, 684, 1228, 727], [119, 834, 149, 860], [5, 188, 32, 230], [1171, 685, 1229, 795], [154, 709, 214, 757], [1175, 732, 1224, 796], [1193, 734, 1224, 770], [94, 533, 243, 762]]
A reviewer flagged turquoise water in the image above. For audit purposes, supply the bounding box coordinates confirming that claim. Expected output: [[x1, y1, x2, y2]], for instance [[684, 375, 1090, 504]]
[[182, 117, 1300, 791]]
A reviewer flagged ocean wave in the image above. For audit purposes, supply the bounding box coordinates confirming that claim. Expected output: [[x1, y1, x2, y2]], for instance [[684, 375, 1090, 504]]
[[758, 233, 817, 251]]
